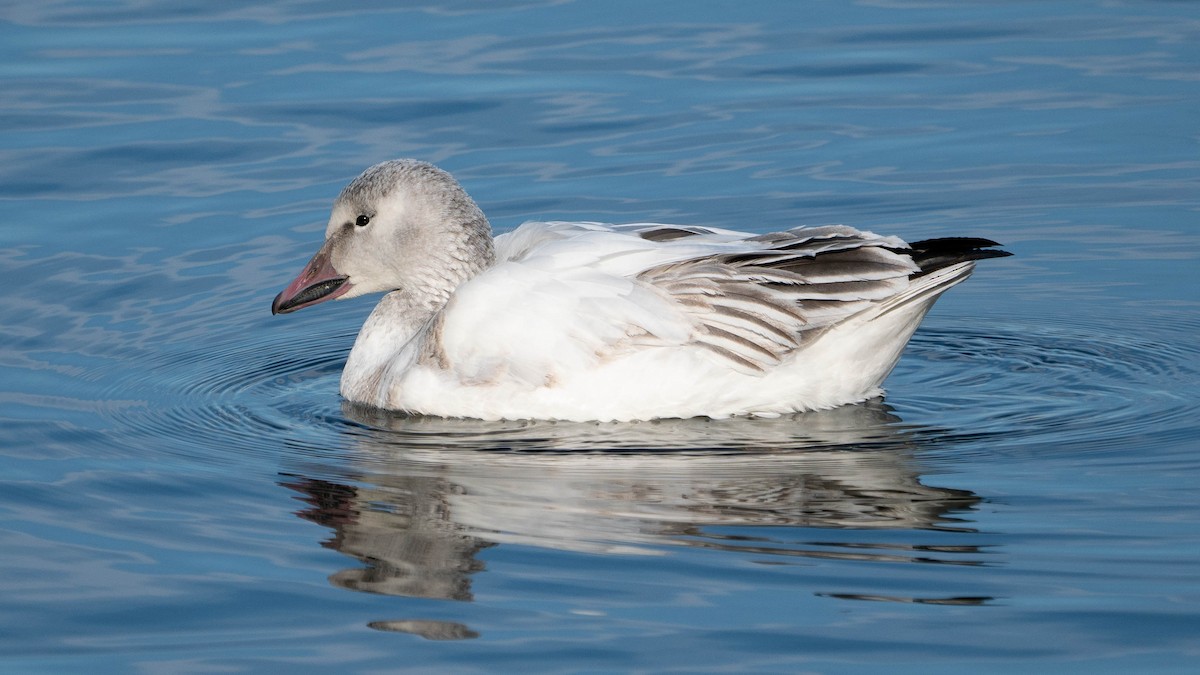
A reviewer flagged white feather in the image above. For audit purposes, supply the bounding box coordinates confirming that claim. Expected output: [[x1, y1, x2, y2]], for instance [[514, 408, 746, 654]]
[[363, 222, 975, 420], [274, 160, 1004, 421]]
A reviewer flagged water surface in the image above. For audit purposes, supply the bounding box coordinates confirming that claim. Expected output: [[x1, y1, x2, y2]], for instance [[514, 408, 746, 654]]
[[2, 1, 1199, 672]]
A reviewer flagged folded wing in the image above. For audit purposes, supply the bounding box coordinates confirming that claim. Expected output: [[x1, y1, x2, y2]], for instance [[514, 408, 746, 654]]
[[436, 222, 1004, 384]]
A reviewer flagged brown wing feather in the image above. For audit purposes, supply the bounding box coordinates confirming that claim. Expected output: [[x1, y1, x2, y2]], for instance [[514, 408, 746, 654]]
[[636, 226, 918, 373]]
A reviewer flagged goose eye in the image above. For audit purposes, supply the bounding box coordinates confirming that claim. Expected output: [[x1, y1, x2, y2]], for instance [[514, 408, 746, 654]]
[[355, 215, 370, 227]]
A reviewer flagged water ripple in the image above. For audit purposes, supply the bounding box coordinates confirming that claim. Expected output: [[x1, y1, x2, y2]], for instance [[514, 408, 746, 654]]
[[897, 316, 1200, 456], [95, 300, 1200, 479]]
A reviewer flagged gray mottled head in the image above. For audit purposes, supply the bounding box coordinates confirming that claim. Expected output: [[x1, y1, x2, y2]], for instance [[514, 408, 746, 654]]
[[272, 159, 495, 315]]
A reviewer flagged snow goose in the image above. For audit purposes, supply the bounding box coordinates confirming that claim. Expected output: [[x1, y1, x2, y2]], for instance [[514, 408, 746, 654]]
[[272, 159, 1009, 421]]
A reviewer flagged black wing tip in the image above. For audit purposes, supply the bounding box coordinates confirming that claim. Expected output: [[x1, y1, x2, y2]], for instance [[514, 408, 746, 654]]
[[971, 248, 1014, 260], [907, 236, 1007, 251], [904, 236, 1012, 274]]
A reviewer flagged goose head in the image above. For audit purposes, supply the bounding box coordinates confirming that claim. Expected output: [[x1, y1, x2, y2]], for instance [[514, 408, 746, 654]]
[[272, 160, 495, 315]]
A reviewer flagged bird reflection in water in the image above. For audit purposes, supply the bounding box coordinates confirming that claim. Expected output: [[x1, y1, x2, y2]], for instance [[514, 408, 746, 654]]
[[282, 400, 994, 638]]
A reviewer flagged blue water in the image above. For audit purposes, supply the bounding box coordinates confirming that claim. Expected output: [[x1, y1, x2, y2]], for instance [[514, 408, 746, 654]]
[[3, 1, 1199, 672]]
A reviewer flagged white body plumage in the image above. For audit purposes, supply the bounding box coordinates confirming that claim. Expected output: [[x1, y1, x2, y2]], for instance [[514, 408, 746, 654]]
[[272, 160, 1007, 421]]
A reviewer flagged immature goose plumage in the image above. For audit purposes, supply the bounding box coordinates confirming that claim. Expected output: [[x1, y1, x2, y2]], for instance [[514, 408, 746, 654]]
[[272, 159, 1009, 421]]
